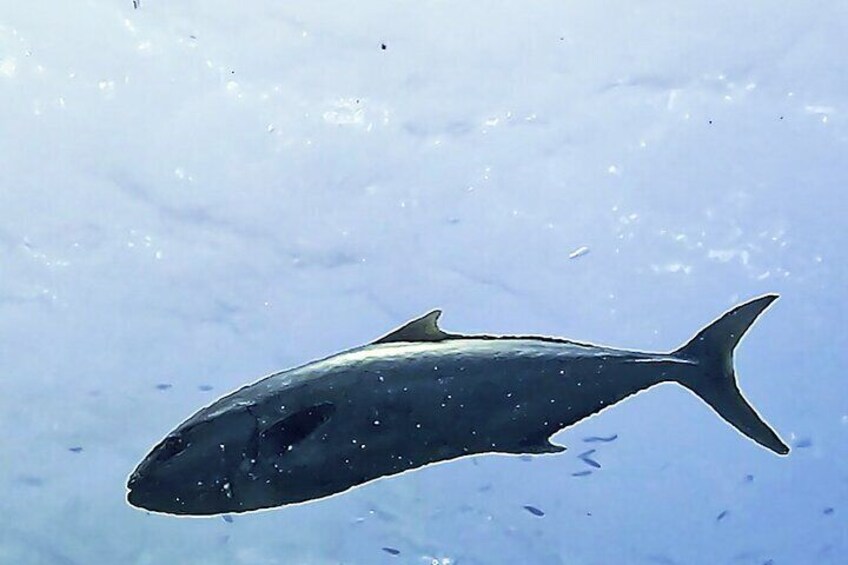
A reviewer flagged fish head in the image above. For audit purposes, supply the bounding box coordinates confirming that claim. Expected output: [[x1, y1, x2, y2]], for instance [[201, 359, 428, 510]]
[[127, 383, 342, 515], [126, 405, 260, 515]]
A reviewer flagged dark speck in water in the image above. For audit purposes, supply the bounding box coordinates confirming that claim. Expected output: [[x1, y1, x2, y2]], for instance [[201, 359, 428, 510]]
[[381, 43, 387, 50], [744, 474, 754, 483], [572, 470, 592, 477], [155, 383, 172, 391], [794, 437, 813, 448], [519, 455, 533, 462], [523, 505, 545, 517], [478, 483, 493, 493], [823, 507, 834, 515], [199, 384, 214, 392], [583, 434, 618, 443], [222, 515, 233, 523], [382, 547, 400, 556], [68, 446, 83, 453], [716, 510, 729, 522]]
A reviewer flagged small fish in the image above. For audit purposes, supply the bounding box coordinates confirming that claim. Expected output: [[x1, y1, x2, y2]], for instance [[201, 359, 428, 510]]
[[523, 505, 545, 517], [793, 437, 813, 449], [582, 434, 618, 443], [572, 470, 592, 477], [155, 383, 173, 391], [716, 510, 729, 522], [221, 515, 233, 523], [381, 547, 400, 556], [823, 507, 835, 516], [578, 449, 601, 468], [198, 385, 214, 392], [68, 446, 83, 453], [518, 455, 533, 462], [743, 474, 754, 483]]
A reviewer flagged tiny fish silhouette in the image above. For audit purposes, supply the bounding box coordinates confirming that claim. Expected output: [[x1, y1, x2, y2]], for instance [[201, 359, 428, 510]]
[[523, 505, 545, 517], [578, 449, 601, 468], [582, 434, 618, 443], [381, 547, 400, 556], [68, 446, 83, 453], [716, 510, 729, 522], [572, 470, 592, 477], [155, 383, 172, 391]]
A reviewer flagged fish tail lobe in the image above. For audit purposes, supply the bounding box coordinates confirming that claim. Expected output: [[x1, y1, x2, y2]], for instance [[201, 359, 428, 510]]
[[672, 294, 789, 456]]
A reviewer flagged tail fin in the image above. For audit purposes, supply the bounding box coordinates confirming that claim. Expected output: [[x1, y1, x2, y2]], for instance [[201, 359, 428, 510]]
[[673, 294, 789, 455]]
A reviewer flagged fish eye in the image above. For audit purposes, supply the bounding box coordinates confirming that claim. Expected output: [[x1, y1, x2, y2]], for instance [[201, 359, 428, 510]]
[[157, 435, 186, 461]]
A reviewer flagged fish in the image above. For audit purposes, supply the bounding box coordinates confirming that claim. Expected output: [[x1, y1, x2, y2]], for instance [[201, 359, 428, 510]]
[[577, 449, 601, 469], [523, 505, 545, 517], [126, 294, 789, 516], [582, 434, 618, 443]]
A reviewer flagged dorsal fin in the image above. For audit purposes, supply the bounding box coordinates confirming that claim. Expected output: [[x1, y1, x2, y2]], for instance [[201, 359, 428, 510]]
[[372, 310, 452, 344]]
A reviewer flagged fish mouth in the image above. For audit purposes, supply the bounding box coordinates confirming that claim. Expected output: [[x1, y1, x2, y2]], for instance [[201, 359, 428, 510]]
[[125, 468, 156, 511]]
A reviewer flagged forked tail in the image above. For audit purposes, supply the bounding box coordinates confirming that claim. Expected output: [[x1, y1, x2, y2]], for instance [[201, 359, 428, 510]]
[[673, 294, 789, 455]]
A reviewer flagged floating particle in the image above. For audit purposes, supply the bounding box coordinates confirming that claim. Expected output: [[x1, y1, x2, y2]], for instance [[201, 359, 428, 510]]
[[519, 455, 533, 462], [583, 434, 618, 443], [380, 43, 387, 50], [572, 470, 592, 477], [569, 246, 590, 260], [155, 383, 172, 391], [523, 505, 545, 517], [198, 384, 214, 392], [823, 507, 835, 516], [716, 510, 729, 522], [382, 547, 400, 556], [68, 446, 83, 453], [744, 474, 754, 483], [222, 515, 233, 523]]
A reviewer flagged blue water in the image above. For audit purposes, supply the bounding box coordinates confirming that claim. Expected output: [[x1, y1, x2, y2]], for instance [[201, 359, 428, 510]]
[[1, 1, 845, 563]]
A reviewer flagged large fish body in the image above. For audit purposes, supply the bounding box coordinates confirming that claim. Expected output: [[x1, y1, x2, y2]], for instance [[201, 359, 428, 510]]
[[127, 295, 788, 515]]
